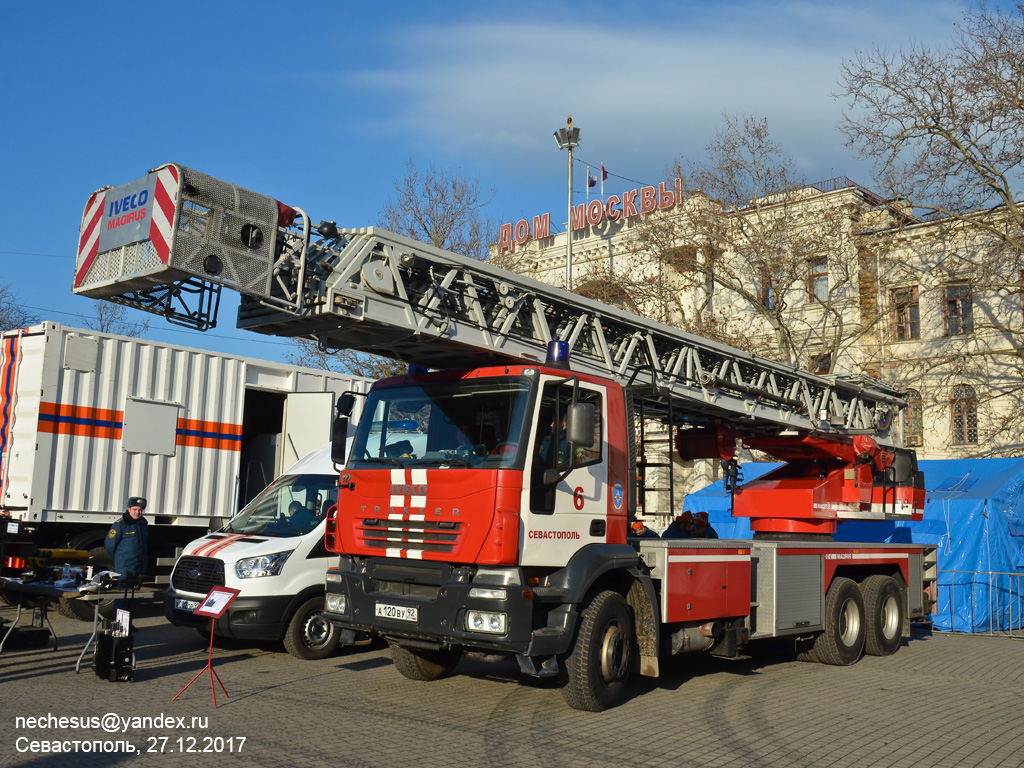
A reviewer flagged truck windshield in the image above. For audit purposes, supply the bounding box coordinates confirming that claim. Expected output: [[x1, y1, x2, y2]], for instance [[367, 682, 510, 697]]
[[224, 473, 337, 538], [349, 377, 532, 469]]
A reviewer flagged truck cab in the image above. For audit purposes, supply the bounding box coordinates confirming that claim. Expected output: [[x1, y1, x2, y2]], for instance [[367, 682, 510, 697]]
[[164, 443, 345, 659]]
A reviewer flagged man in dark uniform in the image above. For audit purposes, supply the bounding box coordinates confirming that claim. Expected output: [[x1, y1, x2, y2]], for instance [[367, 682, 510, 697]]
[[630, 520, 659, 539], [106, 496, 149, 588], [690, 511, 719, 539], [661, 512, 693, 539]]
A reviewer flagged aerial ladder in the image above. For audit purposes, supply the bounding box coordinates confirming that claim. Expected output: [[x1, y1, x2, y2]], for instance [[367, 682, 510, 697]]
[[74, 163, 924, 535]]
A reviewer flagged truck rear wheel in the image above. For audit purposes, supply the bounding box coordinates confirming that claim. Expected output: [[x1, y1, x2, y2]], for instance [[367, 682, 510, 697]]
[[813, 577, 865, 666], [560, 590, 634, 712], [283, 596, 341, 660], [862, 575, 903, 657], [58, 547, 116, 622], [390, 643, 461, 681]]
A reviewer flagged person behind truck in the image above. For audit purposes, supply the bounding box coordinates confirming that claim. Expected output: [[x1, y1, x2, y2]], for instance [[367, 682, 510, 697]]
[[661, 511, 693, 539], [630, 520, 659, 539], [690, 511, 719, 539], [106, 496, 149, 619]]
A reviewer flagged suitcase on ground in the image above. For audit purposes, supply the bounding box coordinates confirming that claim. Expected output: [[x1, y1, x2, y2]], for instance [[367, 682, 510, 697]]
[[94, 630, 134, 682]]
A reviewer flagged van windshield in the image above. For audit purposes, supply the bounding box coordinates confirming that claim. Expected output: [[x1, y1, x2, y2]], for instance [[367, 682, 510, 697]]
[[224, 473, 337, 538]]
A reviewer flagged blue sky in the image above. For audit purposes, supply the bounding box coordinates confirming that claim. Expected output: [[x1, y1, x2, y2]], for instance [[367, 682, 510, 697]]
[[0, 0, 984, 363]]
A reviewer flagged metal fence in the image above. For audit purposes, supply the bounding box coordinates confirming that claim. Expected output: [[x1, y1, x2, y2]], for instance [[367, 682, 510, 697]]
[[937, 569, 1024, 637]]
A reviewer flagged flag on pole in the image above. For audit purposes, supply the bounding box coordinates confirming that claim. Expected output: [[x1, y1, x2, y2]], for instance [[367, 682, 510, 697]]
[[601, 163, 608, 181]]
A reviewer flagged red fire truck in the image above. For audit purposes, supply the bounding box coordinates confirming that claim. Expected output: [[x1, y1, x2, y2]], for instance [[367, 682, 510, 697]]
[[74, 164, 935, 711]]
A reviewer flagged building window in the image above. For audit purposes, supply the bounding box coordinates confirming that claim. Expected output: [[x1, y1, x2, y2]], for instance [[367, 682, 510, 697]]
[[810, 352, 832, 374], [905, 388, 923, 446], [1020, 270, 1024, 322], [892, 287, 920, 340], [761, 273, 776, 310], [664, 244, 698, 273], [950, 385, 978, 445], [943, 284, 974, 335], [808, 258, 828, 303]]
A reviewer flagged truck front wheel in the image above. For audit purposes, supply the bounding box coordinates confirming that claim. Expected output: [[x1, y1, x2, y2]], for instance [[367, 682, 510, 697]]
[[862, 575, 904, 657], [813, 577, 865, 666], [390, 643, 462, 681], [560, 590, 634, 712], [283, 597, 341, 660]]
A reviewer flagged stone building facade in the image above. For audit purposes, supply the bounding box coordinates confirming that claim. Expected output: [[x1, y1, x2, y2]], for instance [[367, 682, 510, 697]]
[[492, 177, 1023, 504]]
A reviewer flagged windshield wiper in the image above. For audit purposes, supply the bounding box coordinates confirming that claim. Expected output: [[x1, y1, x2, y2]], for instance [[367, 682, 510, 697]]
[[354, 457, 403, 467]]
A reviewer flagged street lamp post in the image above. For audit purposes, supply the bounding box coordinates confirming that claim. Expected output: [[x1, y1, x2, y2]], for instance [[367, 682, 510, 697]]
[[553, 115, 580, 290]]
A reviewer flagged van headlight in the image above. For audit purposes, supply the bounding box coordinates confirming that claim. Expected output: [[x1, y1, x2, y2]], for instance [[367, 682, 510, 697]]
[[235, 551, 292, 578]]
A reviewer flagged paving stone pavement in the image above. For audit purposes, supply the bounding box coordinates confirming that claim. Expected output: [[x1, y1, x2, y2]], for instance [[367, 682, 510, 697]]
[[0, 598, 1022, 768]]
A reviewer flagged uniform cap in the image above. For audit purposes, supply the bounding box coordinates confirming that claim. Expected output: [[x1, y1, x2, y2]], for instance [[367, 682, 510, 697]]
[[127, 497, 147, 510], [676, 512, 692, 524]]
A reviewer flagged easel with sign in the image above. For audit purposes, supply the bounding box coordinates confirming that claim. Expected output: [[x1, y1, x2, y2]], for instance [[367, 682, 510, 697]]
[[172, 586, 239, 707]]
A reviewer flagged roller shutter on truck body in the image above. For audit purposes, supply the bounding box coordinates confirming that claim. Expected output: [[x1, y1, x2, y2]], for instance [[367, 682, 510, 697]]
[[0, 322, 369, 527]]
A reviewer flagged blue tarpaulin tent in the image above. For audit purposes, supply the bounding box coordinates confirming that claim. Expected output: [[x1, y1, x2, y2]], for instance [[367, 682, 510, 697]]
[[683, 458, 1024, 632]]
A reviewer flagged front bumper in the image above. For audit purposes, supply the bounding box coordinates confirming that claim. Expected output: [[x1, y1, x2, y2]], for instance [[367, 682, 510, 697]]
[[324, 560, 574, 658], [163, 589, 293, 641]]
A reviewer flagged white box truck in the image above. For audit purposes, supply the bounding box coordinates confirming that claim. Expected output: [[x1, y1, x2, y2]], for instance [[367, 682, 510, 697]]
[[0, 322, 369, 618]]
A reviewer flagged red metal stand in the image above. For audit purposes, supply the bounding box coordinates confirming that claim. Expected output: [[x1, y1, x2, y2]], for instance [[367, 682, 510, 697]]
[[173, 622, 229, 707]]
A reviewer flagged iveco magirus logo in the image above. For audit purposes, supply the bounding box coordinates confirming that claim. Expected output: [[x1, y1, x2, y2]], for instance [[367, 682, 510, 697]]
[[187, 568, 201, 579]]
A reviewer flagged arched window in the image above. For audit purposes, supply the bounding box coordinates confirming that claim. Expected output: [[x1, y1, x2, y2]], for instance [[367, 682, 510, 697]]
[[575, 278, 635, 311], [905, 388, 923, 446], [950, 385, 978, 445]]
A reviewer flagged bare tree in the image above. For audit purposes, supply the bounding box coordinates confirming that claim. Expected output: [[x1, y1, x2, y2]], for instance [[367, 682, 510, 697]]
[[286, 338, 406, 380], [839, 4, 1024, 454], [838, 1, 1024, 257], [79, 301, 150, 337], [288, 160, 495, 377], [631, 114, 879, 372], [0, 283, 34, 330], [378, 159, 496, 260]]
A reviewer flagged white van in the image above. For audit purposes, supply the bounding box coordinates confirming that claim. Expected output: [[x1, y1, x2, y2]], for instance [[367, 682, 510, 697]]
[[163, 443, 343, 659]]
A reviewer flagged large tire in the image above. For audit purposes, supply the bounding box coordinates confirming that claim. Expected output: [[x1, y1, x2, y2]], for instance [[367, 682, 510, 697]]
[[813, 577, 865, 666], [59, 547, 117, 621], [283, 596, 341, 660], [560, 590, 634, 712], [862, 575, 904, 657], [390, 643, 462, 681]]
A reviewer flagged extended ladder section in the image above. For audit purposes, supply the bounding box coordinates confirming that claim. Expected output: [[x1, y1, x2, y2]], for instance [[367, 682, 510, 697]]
[[73, 163, 905, 448]]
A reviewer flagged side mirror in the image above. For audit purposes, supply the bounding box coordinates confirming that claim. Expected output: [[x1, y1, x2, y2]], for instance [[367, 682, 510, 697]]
[[337, 393, 355, 417], [332, 399, 350, 465], [208, 516, 231, 533], [566, 402, 596, 448]]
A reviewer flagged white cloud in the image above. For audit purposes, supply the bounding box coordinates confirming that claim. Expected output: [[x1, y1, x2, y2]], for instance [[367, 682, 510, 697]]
[[343, 0, 970, 215]]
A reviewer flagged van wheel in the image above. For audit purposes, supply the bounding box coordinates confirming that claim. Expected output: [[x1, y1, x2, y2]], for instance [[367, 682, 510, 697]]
[[390, 643, 461, 681], [862, 575, 904, 657], [283, 597, 340, 660]]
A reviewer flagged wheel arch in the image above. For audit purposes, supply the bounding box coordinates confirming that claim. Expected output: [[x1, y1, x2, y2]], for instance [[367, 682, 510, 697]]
[[278, 584, 327, 639], [546, 544, 657, 665]]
